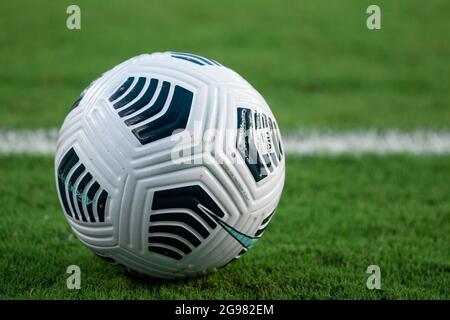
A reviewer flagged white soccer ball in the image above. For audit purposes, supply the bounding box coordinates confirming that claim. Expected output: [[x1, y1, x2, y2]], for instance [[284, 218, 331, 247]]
[[55, 51, 285, 278]]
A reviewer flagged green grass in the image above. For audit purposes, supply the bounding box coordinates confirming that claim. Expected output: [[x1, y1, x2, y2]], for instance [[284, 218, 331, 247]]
[[0, 0, 449, 301], [0, 0, 449, 129], [1, 156, 448, 299]]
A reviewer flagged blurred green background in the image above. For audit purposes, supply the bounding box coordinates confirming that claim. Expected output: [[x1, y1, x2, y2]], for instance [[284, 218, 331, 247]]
[[1, 0, 449, 129]]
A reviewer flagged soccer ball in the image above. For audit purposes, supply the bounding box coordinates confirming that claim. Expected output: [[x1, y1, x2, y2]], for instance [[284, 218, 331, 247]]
[[55, 51, 285, 278]]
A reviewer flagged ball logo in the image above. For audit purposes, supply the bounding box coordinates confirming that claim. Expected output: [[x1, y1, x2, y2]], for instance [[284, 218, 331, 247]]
[[237, 107, 283, 182], [57, 171, 95, 206], [56, 148, 108, 223], [149, 185, 259, 260]]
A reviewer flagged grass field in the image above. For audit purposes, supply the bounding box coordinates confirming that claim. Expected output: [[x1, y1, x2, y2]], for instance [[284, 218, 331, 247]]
[[0, 0, 449, 299], [1, 156, 449, 299], [0, 0, 449, 129]]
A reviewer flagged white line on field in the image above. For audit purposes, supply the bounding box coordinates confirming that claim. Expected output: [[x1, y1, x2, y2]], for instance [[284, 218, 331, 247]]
[[1, 129, 450, 156], [0, 129, 59, 155], [283, 130, 450, 155]]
